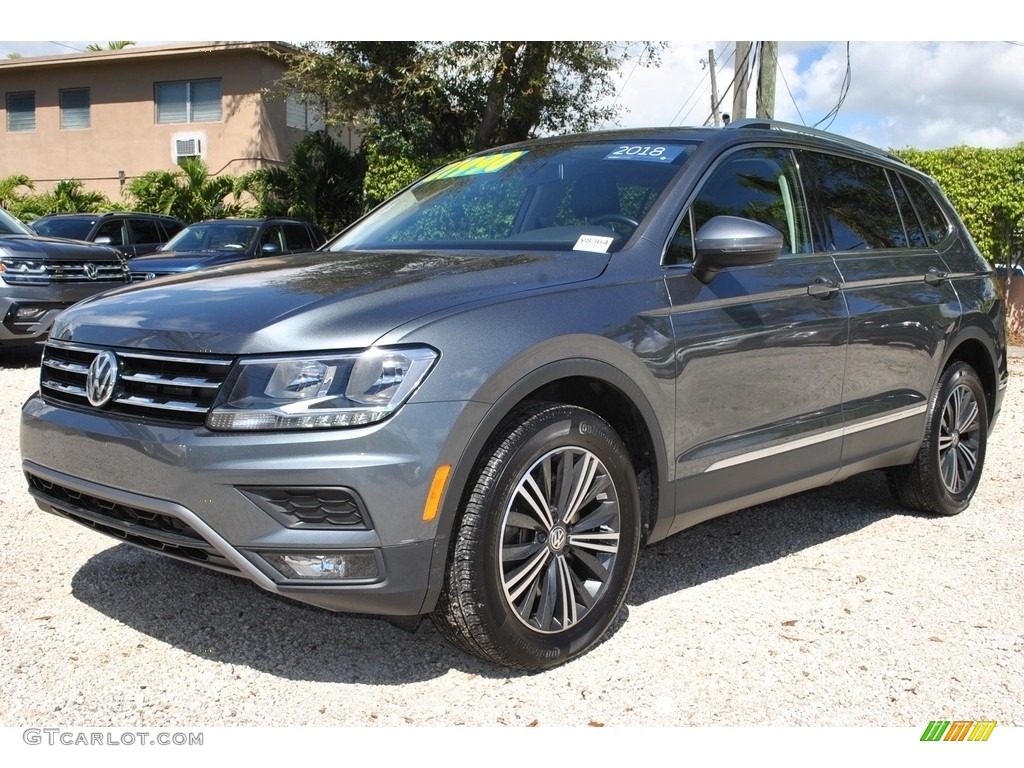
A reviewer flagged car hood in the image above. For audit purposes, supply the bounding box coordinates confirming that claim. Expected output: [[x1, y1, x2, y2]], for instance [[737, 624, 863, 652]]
[[50, 249, 610, 353], [0, 234, 122, 261], [129, 250, 248, 272]]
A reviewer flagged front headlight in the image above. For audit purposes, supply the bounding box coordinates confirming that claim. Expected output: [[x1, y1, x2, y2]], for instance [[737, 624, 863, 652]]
[[0, 255, 50, 284], [207, 346, 438, 431]]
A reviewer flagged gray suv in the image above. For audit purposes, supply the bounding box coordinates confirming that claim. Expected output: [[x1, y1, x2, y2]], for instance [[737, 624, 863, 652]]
[[20, 121, 1009, 669], [1, 207, 129, 347]]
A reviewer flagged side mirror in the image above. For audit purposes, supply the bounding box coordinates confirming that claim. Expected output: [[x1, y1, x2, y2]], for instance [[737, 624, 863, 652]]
[[94, 236, 113, 245], [260, 242, 281, 255], [692, 215, 784, 284]]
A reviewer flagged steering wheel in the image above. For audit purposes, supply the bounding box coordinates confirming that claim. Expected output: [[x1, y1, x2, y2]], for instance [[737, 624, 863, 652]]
[[589, 213, 640, 236]]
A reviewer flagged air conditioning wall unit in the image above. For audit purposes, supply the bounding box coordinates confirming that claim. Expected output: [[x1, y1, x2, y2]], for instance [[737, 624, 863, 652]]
[[170, 131, 207, 164]]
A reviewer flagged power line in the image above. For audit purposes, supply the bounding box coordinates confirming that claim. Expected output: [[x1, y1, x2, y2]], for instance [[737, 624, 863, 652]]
[[813, 42, 851, 131], [46, 41, 88, 53], [778, 57, 805, 126], [674, 42, 733, 127]]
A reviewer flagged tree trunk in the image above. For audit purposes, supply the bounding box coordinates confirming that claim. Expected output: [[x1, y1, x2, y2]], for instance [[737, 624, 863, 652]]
[[504, 42, 554, 144], [473, 43, 523, 151]]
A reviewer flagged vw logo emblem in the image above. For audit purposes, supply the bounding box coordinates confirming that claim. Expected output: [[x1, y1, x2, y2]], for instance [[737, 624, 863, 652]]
[[83, 263, 99, 280], [548, 525, 568, 553], [86, 351, 119, 407]]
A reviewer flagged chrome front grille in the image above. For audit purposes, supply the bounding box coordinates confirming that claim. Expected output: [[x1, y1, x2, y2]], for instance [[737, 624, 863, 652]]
[[1, 258, 128, 284], [41, 341, 234, 425]]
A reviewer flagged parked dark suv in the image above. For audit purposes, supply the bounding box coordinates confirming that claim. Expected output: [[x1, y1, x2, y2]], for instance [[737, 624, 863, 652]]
[[20, 121, 1008, 670], [127, 217, 328, 281], [1, 207, 129, 347], [30, 212, 184, 258]]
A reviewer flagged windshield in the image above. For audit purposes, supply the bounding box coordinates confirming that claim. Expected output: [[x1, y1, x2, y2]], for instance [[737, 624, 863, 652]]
[[31, 218, 95, 240], [163, 221, 259, 252], [0, 207, 36, 236], [327, 140, 697, 254]]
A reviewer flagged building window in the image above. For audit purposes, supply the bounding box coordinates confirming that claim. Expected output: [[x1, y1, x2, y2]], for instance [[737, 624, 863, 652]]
[[6, 91, 35, 132], [286, 92, 325, 131], [60, 88, 91, 130], [155, 79, 222, 124]]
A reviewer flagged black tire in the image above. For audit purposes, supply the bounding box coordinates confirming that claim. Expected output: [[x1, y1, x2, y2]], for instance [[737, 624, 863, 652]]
[[433, 402, 641, 670], [887, 361, 988, 516]]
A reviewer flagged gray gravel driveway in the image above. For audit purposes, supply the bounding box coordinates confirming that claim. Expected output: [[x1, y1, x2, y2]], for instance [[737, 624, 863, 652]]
[[1, 343, 1021, 728]]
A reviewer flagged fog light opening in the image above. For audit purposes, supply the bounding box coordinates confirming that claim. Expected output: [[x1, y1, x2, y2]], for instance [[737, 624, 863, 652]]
[[14, 306, 49, 321], [261, 551, 379, 581]]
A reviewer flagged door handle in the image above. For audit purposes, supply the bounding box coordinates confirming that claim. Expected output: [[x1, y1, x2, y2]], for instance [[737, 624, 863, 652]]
[[924, 267, 948, 286], [807, 277, 839, 298]]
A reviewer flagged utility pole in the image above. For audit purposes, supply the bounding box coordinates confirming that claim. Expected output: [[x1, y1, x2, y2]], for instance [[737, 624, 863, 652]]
[[732, 41, 751, 121], [708, 49, 722, 126], [756, 41, 778, 119]]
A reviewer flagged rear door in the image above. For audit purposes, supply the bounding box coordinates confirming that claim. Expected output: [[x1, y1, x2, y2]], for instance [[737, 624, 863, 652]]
[[663, 145, 849, 531], [800, 150, 960, 472]]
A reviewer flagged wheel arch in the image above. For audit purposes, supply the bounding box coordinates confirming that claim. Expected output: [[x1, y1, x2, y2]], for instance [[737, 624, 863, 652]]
[[940, 322, 1004, 427], [419, 337, 672, 614]]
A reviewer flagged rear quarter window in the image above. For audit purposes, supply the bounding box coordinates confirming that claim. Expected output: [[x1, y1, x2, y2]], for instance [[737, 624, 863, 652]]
[[899, 174, 952, 246]]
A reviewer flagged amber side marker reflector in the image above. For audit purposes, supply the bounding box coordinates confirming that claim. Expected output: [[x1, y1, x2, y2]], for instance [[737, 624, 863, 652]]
[[423, 464, 452, 522]]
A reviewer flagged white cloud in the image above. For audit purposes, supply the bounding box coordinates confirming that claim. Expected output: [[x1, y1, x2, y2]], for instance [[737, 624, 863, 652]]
[[611, 41, 1024, 150]]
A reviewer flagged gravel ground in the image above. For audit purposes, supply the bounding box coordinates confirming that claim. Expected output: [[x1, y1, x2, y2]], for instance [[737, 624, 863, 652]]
[[0, 343, 1021, 729]]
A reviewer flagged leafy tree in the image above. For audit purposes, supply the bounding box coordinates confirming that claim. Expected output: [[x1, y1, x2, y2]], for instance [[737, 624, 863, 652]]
[[126, 157, 252, 223], [246, 131, 366, 233], [895, 144, 1024, 269], [273, 41, 663, 206]]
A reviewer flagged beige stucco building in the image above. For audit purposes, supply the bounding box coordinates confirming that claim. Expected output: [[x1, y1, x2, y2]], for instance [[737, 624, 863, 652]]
[[0, 41, 353, 200]]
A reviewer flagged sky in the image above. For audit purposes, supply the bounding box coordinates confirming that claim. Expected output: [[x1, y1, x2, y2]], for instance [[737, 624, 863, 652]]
[[2, 3, 1021, 152]]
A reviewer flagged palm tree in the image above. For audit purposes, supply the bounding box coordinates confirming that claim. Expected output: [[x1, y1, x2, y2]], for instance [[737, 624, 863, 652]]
[[247, 131, 366, 233], [0, 173, 34, 216], [85, 41, 135, 52], [127, 157, 251, 223], [41, 179, 109, 213]]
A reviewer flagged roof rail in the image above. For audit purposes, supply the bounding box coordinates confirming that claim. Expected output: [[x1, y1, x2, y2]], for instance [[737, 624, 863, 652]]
[[724, 118, 900, 161]]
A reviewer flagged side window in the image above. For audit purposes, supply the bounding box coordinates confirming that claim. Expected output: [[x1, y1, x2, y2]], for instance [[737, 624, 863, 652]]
[[889, 172, 927, 248], [259, 225, 284, 252], [666, 147, 810, 264], [94, 219, 125, 246], [129, 219, 162, 245], [282, 223, 314, 251], [900, 174, 952, 246], [804, 152, 906, 250]]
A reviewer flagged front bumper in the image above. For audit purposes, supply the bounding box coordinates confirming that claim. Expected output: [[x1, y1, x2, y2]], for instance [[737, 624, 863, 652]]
[[20, 393, 469, 616], [1, 297, 63, 345]]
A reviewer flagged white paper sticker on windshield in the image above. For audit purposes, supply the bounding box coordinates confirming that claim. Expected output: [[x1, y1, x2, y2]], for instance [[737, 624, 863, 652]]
[[573, 235, 616, 253]]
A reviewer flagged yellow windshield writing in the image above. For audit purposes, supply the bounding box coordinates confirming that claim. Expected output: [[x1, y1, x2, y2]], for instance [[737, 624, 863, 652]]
[[422, 151, 527, 182]]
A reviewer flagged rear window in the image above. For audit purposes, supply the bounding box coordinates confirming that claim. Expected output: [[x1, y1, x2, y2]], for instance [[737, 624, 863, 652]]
[[900, 175, 952, 246]]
